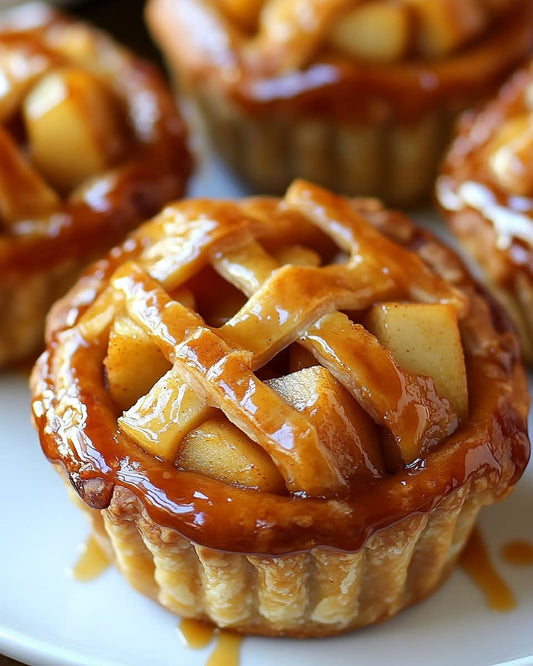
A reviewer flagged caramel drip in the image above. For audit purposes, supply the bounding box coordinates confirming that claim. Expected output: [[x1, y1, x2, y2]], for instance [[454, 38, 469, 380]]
[[178, 619, 216, 649], [72, 534, 110, 581], [460, 527, 515, 611], [501, 540, 533, 565], [206, 631, 242, 666], [177, 620, 242, 666]]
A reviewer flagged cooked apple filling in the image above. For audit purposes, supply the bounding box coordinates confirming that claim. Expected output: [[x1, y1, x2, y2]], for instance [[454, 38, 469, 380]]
[[0, 5, 189, 235], [436, 58, 533, 363]]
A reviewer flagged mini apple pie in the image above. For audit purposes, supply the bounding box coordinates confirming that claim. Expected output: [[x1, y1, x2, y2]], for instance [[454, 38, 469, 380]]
[[437, 59, 533, 363], [0, 2, 191, 368], [146, 0, 532, 205], [30, 180, 530, 636]]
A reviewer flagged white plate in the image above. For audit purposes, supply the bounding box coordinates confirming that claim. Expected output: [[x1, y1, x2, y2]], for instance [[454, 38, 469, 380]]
[[0, 154, 532, 666]]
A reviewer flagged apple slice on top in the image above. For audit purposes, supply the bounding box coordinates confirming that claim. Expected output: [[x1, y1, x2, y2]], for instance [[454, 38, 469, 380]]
[[328, 3, 411, 63], [23, 66, 126, 193], [177, 415, 286, 493], [366, 301, 468, 421], [104, 314, 172, 413], [0, 126, 59, 225]]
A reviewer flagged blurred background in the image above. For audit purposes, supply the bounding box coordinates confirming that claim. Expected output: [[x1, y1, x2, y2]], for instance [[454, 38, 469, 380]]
[[0, 0, 159, 62]]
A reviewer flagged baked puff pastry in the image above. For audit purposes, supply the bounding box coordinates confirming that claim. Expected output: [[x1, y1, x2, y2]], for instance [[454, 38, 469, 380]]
[[146, 0, 533, 205], [0, 2, 191, 368], [437, 59, 533, 363], [30, 180, 530, 636]]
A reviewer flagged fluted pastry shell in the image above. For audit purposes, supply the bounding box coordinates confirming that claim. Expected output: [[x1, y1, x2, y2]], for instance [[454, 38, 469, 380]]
[[0, 2, 191, 368], [146, 0, 533, 205], [65, 478, 486, 636], [437, 59, 533, 363], [31, 180, 530, 636]]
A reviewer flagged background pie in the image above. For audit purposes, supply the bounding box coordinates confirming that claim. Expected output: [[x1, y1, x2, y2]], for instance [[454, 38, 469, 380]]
[[437, 58, 533, 363], [147, 0, 533, 205], [0, 2, 191, 368]]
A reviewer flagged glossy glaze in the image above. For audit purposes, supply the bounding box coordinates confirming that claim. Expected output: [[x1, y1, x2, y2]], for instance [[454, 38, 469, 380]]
[[177, 619, 242, 666], [206, 631, 242, 666], [30, 183, 530, 556]]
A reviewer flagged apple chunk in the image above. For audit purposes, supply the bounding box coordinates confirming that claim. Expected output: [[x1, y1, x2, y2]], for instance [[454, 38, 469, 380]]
[[23, 66, 126, 193], [267, 365, 384, 481], [366, 302, 468, 420], [406, 0, 486, 57], [328, 4, 410, 63], [105, 315, 172, 412], [0, 126, 59, 225], [218, 0, 265, 30], [118, 365, 215, 462], [177, 416, 286, 493]]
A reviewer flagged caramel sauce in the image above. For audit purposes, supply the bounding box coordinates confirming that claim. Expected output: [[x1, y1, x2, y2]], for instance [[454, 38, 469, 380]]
[[71, 534, 110, 581], [501, 540, 533, 565], [177, 619, 242, 666], [460, 527, 516, 612], [178, 619, 215, 649], [206, 631, 242, 666]]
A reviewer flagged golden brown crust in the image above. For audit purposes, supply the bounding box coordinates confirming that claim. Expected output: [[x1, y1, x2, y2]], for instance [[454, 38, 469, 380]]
[[437, 59, 533, 363], [0, 2, 191, 366], [30, 181, 529, 634]]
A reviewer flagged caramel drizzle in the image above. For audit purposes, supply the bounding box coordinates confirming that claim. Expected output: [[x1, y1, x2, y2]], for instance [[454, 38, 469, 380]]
[[460, 527, 515, 612], [501, 540, 533, 565], [178, 619, 242, 666], [207, 631, 242, 666], [71, 534, 110, 582], [178, 619, 216, 649]]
